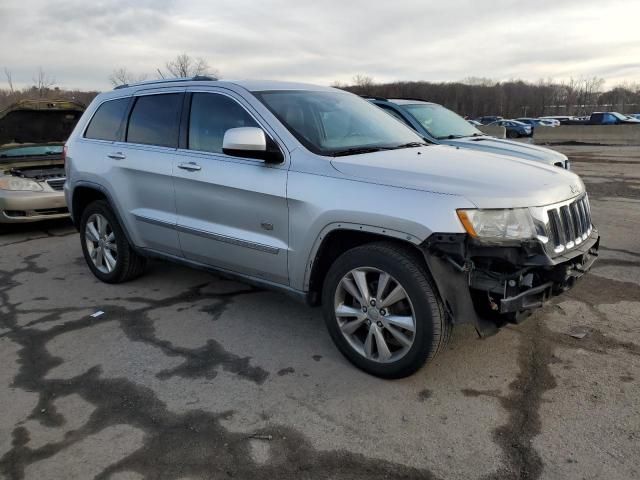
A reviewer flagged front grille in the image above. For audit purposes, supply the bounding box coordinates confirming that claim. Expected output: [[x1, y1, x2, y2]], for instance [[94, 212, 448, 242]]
[[47, 178, 66, 191], [546, 195, 592, 253]]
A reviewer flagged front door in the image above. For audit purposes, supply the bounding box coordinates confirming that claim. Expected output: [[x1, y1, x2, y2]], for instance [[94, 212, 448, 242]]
[[173, 90, 289, 284]]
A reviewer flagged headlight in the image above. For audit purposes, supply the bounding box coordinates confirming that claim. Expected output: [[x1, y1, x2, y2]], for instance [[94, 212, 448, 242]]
[[457, 208, 536, 240], [0, 177, 44, 192]]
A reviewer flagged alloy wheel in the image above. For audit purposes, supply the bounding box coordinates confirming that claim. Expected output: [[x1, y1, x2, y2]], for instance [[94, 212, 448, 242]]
[[334, 267, 416, 363], [85, 213, 118, 274]]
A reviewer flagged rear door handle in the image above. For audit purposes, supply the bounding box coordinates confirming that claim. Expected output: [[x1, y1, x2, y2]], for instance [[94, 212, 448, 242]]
[[107, 152, 126, 160], [177, 162, 202, 172]]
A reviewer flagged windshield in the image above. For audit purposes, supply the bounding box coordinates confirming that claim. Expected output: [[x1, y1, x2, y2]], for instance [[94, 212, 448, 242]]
[[403, 104, 482, 139], [0, 145, 63, 158], [254, 90, 424, 156], [611, 112, 632, 120]]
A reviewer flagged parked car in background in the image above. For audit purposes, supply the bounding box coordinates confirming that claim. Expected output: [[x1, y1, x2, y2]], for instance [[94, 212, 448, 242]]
[[627, 113, 640, 120], [540, 118, 561, 127], [516, 118, 557, 128], [0, 99, 84, 224], [565, 112, 640, 125], [487, 119, 533, 138], [540, 116, 575, 125], [367, 98, 569, 168], [65, 77, 596, 378], [476, 115, 503, 125]]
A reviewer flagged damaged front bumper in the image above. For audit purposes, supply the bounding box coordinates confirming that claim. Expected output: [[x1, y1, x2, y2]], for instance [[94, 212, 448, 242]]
[[421, 229, 600, 337]]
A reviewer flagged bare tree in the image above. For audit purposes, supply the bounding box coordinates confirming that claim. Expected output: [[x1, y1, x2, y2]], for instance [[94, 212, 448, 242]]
[[352, 74, 375, 88], [462, 77, 496, 87], [32, 67, 56, 97], [163, 53, 218, 78], [108, 67, 147, 87], [3, 67, 14, 93]]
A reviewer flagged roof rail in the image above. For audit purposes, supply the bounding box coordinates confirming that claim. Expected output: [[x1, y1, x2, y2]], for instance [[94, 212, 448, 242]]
[[388, 97, 430, 102], [113, 75, 218, 90], [359, 95, 389, 102]]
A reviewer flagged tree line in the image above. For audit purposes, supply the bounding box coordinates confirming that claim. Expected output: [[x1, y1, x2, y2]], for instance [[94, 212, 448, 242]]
[[2, 58, 639, 119], [339, 76, 640, 118]]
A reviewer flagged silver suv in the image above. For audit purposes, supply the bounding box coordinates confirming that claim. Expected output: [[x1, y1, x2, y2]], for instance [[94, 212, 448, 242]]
[[65, 78, 599, 378]]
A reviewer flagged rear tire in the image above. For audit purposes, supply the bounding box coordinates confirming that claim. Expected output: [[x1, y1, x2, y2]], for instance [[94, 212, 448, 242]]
[[322, 242, 450, 378], [79, 200, 146, 283], [506, 130, 518, 139]]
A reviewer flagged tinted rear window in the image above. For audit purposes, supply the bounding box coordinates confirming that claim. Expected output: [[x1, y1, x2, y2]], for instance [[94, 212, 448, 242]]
[[84, 98, 130, 141], [127, 94, 182, 148]]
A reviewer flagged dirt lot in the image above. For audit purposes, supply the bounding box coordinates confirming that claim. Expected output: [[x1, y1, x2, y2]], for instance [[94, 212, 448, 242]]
[[0, 145, 638, 480]]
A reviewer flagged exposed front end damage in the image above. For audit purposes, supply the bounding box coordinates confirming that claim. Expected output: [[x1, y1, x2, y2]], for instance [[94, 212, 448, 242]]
[[421, 229, 599, 337], [0, 99, 84, 223], [0, 158, 69, 223]]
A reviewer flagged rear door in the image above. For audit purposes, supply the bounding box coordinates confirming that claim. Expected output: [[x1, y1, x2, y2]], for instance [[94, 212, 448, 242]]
[[173, 89, 289, 284], [110, 90, 184, 255]]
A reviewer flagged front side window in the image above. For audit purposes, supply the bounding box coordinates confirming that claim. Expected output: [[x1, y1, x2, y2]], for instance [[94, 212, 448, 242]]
[[127, 94, 182, 148], [403, 104, 482, 139], [255, 90, 423, 156], [85, 98, 130, 141], [188, 93, 259, 153]]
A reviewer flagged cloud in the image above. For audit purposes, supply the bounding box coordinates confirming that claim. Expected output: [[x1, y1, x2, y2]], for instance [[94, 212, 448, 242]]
[[1, 0, 638, 90]]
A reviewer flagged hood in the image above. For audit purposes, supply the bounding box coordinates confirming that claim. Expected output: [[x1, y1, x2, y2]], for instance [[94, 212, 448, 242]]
[[0, 100, 85, 146], [330, 145, 584, 209], [441, 136, 567, 165]]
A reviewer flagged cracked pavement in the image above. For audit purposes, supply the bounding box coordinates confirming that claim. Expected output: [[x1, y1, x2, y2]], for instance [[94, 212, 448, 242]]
[[0, 145, 638, 480]]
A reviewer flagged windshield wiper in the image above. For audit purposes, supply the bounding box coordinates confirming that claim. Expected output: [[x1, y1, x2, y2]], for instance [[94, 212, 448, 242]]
[[331, 146, 394, 157], [331, 141, 428, 157], [437, 133, 485, 140], [436, 134, 466, 140], [389, 142, 429, 149]]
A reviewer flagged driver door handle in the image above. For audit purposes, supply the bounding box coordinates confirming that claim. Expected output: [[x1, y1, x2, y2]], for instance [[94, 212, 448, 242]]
[[177, 162, 202, 172], [107, 152, 126, 160]]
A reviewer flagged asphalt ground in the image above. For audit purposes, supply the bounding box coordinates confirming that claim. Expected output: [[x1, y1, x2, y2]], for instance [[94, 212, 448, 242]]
[[0, 145, 638, 480]]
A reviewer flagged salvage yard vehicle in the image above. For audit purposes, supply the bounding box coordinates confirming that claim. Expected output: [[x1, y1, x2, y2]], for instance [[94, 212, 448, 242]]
[[65, 78, 599, 378], [0, 99, 84, 223], [487, 119, 533, 138], [564, 111, 640, 125], [540, 116, 575, 125], [516, 117, 557, 128], [475, 115, 503, 125], [368, 97, 570, 168]]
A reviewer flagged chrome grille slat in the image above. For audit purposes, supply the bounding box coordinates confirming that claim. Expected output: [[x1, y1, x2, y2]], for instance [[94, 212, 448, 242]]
[[548, 210, 562, 248], [560, 206, 575, 248], [570, 201, 582, 243], [545, 194, 592, 254], [577, 200, 588, 239]]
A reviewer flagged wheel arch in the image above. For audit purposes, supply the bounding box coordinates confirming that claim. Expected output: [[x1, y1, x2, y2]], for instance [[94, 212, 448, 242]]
[[71, 182, 136, 246], [304, 223, 430, 305]]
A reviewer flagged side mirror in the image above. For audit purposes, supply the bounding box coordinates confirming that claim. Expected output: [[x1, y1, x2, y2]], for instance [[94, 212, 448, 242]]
[[222, 127, 283, 164]]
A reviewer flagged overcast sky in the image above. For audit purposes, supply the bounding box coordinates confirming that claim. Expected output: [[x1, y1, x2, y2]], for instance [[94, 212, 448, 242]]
[[2, 0, 639, 91]]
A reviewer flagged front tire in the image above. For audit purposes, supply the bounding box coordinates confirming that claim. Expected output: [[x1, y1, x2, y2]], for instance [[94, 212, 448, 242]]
[[79, 200, 147, 283], [322, 242, 450, 378]]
